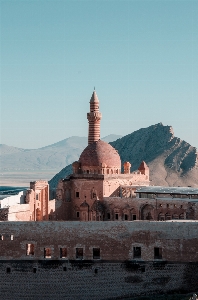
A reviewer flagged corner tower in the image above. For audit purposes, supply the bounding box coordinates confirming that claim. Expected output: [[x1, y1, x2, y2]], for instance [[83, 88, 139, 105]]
[[87, 90, 102, 145]]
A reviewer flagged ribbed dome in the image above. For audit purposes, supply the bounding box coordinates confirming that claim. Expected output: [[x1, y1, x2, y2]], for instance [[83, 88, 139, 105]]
[[79, 140, 121, 168]]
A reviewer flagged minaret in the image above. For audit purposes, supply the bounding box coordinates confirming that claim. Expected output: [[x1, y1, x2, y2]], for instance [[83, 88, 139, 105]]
[[87, 89, 102, 145]]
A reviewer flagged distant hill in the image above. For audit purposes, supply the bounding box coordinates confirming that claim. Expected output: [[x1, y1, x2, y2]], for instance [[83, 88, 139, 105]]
[[0, 135, 122, 171], [49, 123, 198, 189]]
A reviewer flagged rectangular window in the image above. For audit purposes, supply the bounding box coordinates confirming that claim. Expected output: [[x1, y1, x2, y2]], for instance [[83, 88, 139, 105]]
[[26, 244, 34, 256], [76, 248, 83, 260], [124, 214, 128, 220], [10, 235, 14, 240], [115, 213, 119, 220], [6, 267, 11, 273], [44, 248, 51, 258], [60, 248, 67, 258], [33, 268, 37, 273], [154, 247, 162, 259], [93, 248, 100, 260], [76, 192, 79, 198], [132, 215, 136, 220], [36, 194, 39, 200], [107, 213, 110, 220], [76, 211, 80, 218], [133, 247, 141, 259]]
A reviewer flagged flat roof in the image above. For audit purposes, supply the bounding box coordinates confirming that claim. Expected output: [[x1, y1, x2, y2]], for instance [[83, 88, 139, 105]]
[[136, 186, 198, 195]]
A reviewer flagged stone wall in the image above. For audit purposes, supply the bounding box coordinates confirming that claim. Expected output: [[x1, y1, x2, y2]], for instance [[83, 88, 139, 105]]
[[103, 196, 190, 221], [0, 260, 198, 299], [0, 221, 198, 261], [0, 221, 198, 299], [8, 204, 31, 221]]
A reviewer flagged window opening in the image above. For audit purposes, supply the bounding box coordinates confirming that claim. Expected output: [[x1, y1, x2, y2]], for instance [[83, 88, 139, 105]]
[[0, 235, 3, 240], [60, 248, 67, 258], [115, 213, 118, 220], [10, 235, 14, 240], [76, 211, 80, 218], [133, 247, 141, 259], [154, 247, 162, 259], [76, 192, 79, 198], [124, 214, 128, 220], [94, 268, 98, 274], [76, 248, 83, 260], [93, 248, 100, 259], [33, 268, 37, 273], [132, 215, 136, 220], [107, 213, 110, 220], [44, 248, 51, 258], [63, 266, 67, 271], [26, 244, 35, 256], [6, 267, 11, 273]]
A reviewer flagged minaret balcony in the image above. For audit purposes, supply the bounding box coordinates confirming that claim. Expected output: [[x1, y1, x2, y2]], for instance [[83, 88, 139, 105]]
[[87, 112, 102, 121]]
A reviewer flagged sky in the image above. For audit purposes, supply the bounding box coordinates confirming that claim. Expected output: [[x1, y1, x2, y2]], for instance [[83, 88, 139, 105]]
[[0, 0, 198, 150]]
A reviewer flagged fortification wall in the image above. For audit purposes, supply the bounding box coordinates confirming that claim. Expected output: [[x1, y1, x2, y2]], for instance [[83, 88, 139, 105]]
[[0, 221, 198, 261], [0, 221, 198, 299], [0, 260, 198, 299]]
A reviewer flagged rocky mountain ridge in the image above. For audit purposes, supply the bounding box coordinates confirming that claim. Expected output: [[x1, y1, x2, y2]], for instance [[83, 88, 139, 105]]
[[49, 123, 198, 189]]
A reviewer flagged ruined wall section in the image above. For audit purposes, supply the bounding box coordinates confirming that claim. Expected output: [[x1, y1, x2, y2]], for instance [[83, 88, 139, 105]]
[[7, 204, 31, 221], [103, 196, 192, 221]]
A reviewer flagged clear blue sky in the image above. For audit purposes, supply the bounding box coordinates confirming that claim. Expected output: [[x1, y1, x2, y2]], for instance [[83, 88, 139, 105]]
[[0, 0, 198, 149]]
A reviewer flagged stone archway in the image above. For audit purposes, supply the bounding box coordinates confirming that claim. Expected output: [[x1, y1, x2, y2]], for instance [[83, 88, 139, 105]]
[[141, 204, 154, 220]]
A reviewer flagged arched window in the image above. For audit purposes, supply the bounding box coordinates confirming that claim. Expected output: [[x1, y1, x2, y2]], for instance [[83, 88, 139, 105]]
[[165, 213, 171, 220], [158, 213, 165, 221], [172, 214, 179, 219], [179, 213, 184, 219]]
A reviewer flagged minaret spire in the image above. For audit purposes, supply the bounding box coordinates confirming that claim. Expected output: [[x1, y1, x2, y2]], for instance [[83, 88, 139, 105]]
[[87, 90, 102, 145]]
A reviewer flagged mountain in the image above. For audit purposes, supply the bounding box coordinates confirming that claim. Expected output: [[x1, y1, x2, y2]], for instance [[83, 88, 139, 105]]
[[0, 135, 122, 171], [0, 137, 87, 171], [49, 123, 198, 189], [110, 123, 198, 187], [0, 135, 122, 186]]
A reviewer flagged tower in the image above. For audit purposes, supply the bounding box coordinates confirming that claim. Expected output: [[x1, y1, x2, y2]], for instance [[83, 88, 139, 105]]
[[87, 90, 102, 145]]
